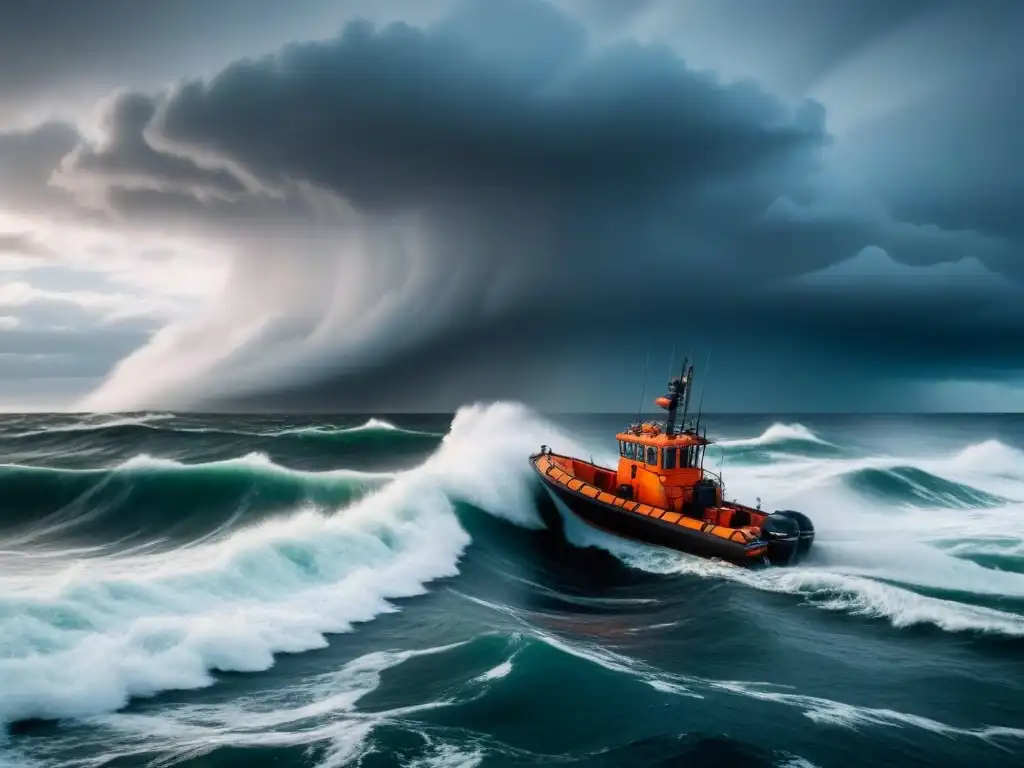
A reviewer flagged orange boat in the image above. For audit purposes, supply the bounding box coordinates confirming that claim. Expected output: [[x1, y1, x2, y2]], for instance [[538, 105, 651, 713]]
[[529, 359, 814, 566]]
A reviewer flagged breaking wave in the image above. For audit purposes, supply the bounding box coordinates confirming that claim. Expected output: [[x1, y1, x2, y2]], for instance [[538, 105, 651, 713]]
[[713, 422, 846, 463], [719, 422, 831, 448], [0, 403, 575, 726]]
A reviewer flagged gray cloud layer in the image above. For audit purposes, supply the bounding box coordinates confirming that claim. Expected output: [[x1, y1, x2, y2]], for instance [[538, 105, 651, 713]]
[[0, 0, 443, 123], [1, 0, 1021, 411], [0, 232, 51, 258]]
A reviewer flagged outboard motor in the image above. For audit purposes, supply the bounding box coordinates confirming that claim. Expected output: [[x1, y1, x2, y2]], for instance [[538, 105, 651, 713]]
[[760, 512, 801, 565], [774, 510, 815, 557]]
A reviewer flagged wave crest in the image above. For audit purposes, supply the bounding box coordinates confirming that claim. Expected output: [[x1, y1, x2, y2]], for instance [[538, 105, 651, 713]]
[[951, 439, 1024, 477], [3, 415, 440, 444], [719, 422, 831, 448], [0, 401, 571, 726], [844, 465, 1010, 509]]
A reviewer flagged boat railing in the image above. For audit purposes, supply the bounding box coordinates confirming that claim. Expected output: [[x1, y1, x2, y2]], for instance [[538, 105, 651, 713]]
[[701, 469, 723, 485]]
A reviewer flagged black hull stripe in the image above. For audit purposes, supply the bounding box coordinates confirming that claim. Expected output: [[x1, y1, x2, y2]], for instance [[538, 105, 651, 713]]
[[536, 473, 760, 564]]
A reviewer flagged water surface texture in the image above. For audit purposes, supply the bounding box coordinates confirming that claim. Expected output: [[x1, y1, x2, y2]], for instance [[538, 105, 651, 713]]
[[2, 407, 1023, 767]]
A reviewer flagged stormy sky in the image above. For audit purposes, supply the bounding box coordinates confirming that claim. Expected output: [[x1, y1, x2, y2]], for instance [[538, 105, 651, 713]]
[[0, 0, 1022, 413]]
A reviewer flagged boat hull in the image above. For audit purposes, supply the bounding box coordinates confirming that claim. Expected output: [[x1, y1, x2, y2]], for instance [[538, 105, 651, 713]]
[[531, 455, 771, 566]]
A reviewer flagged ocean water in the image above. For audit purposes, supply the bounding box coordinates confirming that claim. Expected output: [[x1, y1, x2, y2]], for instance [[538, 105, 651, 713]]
[[1, 405, 1023, 767]]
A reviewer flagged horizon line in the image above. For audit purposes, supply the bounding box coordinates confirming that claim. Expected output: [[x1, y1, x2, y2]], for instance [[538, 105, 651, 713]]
[[0, 409, 1022, 417]]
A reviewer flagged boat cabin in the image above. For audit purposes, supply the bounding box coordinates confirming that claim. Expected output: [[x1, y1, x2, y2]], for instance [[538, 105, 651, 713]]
[[617, 424, 705, 475], [614, 421, 721, 513]]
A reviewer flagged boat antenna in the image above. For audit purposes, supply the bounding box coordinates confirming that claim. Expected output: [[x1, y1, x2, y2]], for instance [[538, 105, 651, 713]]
[[634, 348, 651, 426], [693, 348, 712, 436], [700, 425, 708, 469], [719, 435, 728, 491], [694, 388, 706, 436], [685, 346, 694, 422], [679, 360, 695, 428]]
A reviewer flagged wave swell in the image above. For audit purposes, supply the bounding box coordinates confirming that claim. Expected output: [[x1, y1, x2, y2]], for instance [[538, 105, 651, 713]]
[[2, 403, 1024, 734], [3, 415, 439, 445], [0, 453, 392, 549], [0, 403, 574, 726]]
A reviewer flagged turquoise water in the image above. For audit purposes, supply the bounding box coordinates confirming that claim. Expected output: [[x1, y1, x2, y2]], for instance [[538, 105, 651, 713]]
[[2, 406, 1023, 767]]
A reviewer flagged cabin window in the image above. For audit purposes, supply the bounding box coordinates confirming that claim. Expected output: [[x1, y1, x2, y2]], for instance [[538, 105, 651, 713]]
[[646, 446, 658, 465], [619, 440, 626, 457], [663, 447, 677, 470], [625, 442, 635, 459]]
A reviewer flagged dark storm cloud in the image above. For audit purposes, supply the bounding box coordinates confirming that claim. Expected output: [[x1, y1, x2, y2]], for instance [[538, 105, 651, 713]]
[[66, 0, 1010, 266], [38, 0, 1024, 410], [838, 68, 1024, 273], [751, 192, 1006, 275], [140, 12, 816, 214], [814, 2, 1024, 285], [210, 254, 1024, 413], [562, 0, 944, 107], [62, 91, 249, 202], [571, 1, 1024, 275]]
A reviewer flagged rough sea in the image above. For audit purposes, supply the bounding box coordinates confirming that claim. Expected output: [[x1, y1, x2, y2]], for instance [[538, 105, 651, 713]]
[[2, 405, 1023, 767]]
